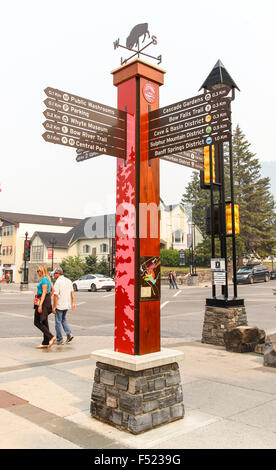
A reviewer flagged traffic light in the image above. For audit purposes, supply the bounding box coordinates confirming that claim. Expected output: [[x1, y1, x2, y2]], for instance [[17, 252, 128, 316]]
[[200, 145, 222, 189], [203, 145, 215, 185], [206, 206, 221, 235], [225, 203, 240, 235], [24, 240, 31, 261]]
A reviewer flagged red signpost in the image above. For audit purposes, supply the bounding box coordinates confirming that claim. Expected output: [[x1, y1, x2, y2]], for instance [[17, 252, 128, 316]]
[[42, 61, 232, 357], [41, 25, 241, 434]]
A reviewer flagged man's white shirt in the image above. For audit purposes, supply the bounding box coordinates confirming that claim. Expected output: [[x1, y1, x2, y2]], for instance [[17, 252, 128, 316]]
[[54, 275, 73, 310]]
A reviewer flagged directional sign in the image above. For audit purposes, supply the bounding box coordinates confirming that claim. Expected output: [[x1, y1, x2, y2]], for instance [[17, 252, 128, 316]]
[[150, 132, 231, 159], [149, 98, 231, 131], [149, 108, 231, 141], [43, 109, 125, 140], [150, 86, 231, 120], [43, 120, 125, 149], [44, 98, 125, 130], [177, 150, 203, 163], [76, 151, 100, 162], [149, 119, 231, 150], [160, 154, 204, 170], [42, 131, 125, 159], [212, 271, 226, 286], [44, 87, 125, 119]]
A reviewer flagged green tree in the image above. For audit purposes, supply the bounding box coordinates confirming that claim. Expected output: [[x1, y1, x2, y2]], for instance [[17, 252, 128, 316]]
[[84, 254, 98, 274], [60, 256, 85, 281], [96, 258, 110, 276], [224, 125, 276, 260], [181, 171, 210, 237], [160, 249, 179, 267], [181, 125, 276, 261]]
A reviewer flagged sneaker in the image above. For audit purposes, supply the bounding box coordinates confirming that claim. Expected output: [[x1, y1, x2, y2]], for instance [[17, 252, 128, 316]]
[[65, 334, 74, 343], [36, 344, 48, 349], [56, 340, 64, 345], [48, 336, 56, 348]]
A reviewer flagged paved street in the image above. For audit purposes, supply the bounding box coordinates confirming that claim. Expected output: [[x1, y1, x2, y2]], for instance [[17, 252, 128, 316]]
[[1, 281, 276, 341], [1, 281, 276, 450]]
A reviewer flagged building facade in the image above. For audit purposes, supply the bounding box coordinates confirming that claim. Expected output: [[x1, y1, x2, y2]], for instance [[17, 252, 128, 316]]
[[0, 203, 202, 283], [0, 212, 82, 283]]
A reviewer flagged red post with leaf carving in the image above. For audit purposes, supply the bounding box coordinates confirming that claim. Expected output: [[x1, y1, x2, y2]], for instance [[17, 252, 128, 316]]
[[112, 59, 165, 355]]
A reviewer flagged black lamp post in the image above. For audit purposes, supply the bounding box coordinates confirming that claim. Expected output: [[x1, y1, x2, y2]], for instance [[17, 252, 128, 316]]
[[23, 231, 28, 283], [199, 60, 243, 307], [50, 237, 56, 271]]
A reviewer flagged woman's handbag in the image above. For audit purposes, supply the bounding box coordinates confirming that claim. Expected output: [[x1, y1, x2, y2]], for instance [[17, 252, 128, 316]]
[[34, 294, 41, 308]]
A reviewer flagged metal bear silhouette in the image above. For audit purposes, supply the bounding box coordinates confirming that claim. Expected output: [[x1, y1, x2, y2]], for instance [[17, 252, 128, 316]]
[[126, 23, 150, 49]]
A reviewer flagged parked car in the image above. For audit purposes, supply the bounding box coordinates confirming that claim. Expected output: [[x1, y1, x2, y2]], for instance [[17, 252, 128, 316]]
[[270, 270, 276, 280], [236, 265, 270, 284], [72, 274, 115, 292]]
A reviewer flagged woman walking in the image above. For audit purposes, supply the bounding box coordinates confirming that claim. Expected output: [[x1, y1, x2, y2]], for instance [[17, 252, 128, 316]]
[[34, 265, 56, 349]]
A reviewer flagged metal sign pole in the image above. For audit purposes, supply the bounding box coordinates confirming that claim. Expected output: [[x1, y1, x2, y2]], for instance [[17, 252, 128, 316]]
[[219, 142, 228, 299], [229, 127, 238, 298], [209, 144, 216, 298]]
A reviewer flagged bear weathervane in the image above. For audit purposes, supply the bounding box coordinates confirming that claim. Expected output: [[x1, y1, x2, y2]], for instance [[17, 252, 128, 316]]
[[113, 23, 162, 66]]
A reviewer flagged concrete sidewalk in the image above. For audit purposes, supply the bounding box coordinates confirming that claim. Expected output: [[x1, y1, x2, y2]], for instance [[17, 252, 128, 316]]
[[0, 334, 276, 449]]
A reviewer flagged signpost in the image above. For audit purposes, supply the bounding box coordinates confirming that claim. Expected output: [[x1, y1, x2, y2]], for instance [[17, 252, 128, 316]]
[[42, 131, 125, 158], [76, 151, 100, 162], [43, 87, 127, 160], [41, 24, 245, 433]]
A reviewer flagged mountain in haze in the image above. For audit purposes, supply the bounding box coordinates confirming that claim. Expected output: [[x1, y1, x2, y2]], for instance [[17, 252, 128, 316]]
[[261, 161, 276, 201]]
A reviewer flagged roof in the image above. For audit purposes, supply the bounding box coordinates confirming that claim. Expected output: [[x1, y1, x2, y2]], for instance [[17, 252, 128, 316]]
[[34, 232, 71, 248], [160, 198, 178, 212], [199, 60, 240, 91], [32, 213, 116, 248], [0, 211, 82, 227], [66, 214, 116, 244]]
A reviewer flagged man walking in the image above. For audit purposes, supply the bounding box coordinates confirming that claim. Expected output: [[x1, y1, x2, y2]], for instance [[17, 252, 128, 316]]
[[53, 267, 76, 345]]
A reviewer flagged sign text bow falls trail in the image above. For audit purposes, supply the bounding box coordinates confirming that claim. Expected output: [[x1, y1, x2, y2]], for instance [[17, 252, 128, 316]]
[[148, 86, 232, 166]]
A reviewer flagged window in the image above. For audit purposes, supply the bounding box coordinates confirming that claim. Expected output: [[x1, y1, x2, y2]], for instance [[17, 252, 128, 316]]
[[3, 226, 13, 236], [83, 244, 91, 254], [100, 243, 108, 253], [32, 245, 44, 261], [173, 230, 184, 244]]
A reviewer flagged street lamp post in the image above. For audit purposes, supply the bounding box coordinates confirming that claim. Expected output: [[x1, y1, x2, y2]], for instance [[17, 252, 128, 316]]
[[23, 232, 28, 283], [199, 60, 243, 307], [20, 232, 29, 291]]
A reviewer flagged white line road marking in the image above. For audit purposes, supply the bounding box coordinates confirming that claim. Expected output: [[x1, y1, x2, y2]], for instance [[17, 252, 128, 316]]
[[0, 311, 31, 320], [173, 290, 181, 297], [162, 310, 204, 319], [161, 301, 170, 309], [102, 293, 115, 298], [75, 302, 86, 306]]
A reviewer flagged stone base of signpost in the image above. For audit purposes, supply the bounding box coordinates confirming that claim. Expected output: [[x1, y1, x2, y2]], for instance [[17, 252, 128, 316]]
[[90, 349, 185, 434], [201, 304, 247, 346]]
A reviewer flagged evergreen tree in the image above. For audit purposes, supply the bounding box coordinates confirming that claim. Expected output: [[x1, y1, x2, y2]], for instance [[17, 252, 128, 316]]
[[84, 254, 98, 274], [181, 125, 276, 260], [60, 256, 86, 281], [181, 171, 210, 236], [224, 125, 276, 259]]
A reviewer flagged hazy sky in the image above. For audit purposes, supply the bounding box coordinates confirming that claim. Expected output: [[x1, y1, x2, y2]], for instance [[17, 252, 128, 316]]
[[1, 0, 275, 218]]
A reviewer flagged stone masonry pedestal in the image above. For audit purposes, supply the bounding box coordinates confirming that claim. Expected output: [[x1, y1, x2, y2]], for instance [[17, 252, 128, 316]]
[[90, 349, 185, 434], [202, 305, 247, 346]]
